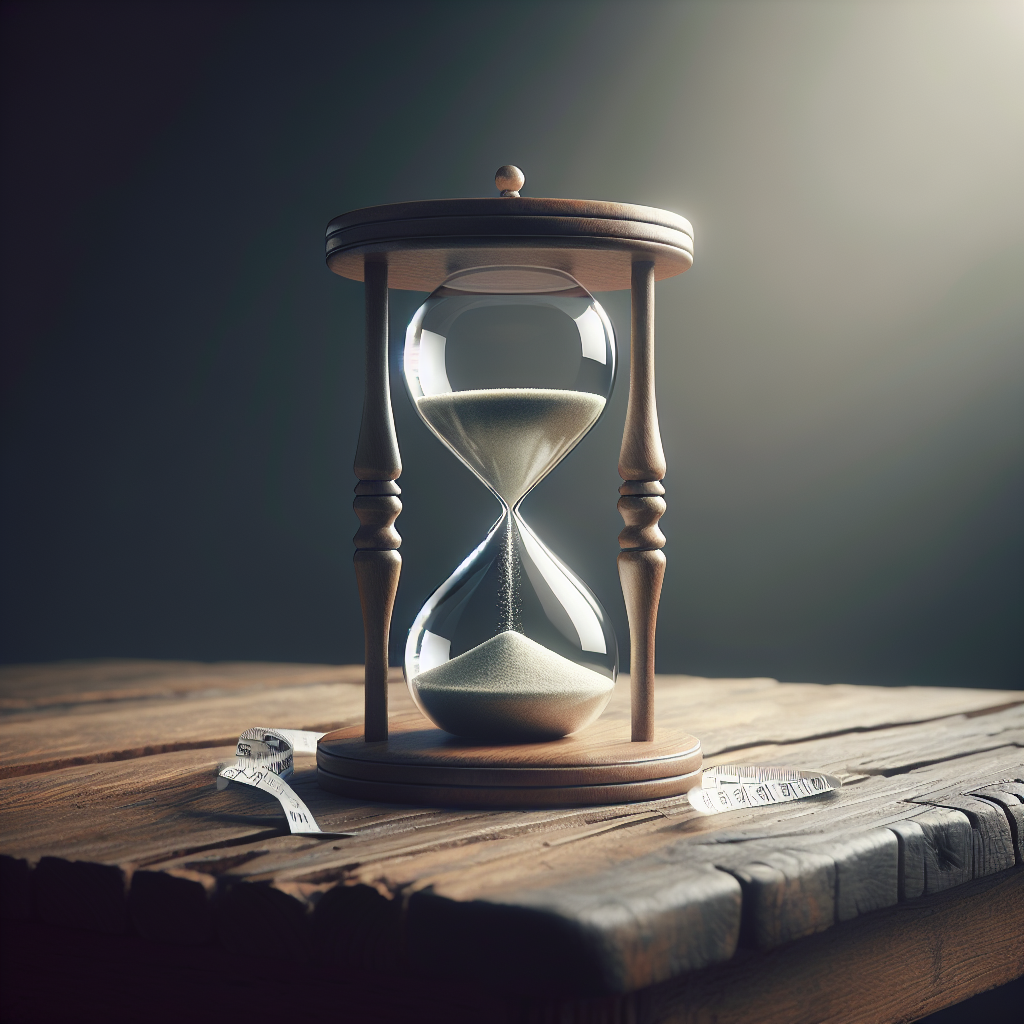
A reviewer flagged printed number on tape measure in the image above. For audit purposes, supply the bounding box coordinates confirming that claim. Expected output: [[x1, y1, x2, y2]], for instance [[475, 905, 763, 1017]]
[[216, 726, 354, 837], [688, 764, 841, 815]]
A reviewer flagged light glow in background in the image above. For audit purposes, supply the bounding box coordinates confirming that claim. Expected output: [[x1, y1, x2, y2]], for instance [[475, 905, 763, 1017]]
[[1, 1, 1021, 687]]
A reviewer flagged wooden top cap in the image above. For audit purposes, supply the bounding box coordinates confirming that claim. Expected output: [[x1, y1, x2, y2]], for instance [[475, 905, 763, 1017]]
[[326, 171, 694, 292], [495, 164, 525, 196]]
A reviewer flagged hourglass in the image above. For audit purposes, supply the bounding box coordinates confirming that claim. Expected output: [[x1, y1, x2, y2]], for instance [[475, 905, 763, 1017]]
[[317, 168, 703, 807]]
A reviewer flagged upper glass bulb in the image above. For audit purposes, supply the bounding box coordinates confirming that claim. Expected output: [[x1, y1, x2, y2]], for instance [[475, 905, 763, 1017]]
[[404, 266, 616, 508]]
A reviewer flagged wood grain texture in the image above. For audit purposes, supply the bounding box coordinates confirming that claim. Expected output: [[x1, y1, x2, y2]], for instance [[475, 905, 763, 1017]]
[[352, 258, 401, 742], [618, 480, 666, 496], [407, 860, 741, 995], [352, 494, 402, 550], [353, 259, 400, 484], [329, 240, 693, 295], [316, 768, 703, 809], [619, 262, 666, 483], [353, 550, 400, 743], [617, 494, 668, 551], [971, 783, 1024, 860], [317, 709, 701, 780], [331, 216, 693, 254], [0, 659, 363, 712], [619, 550, 667, 743], [627, 868, 1024, 1024], [325, 197, 695, 293], [912, 792, 1017, 878], [328, 197, 694, 236], [618, 262, 669, 744], [0, 678, 365, 779], [1, 659, 1021, 1019], [2, 874, 1022, 1023], [314, 715, 702, 804], [1, 662, 1015, 779]]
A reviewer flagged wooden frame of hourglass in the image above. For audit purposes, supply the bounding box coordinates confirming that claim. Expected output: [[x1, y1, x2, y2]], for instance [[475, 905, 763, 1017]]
[[316, 169, 702, 807]]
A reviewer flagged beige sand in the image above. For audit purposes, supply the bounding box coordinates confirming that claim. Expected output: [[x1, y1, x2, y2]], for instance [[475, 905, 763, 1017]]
[[413, 630, 613, 741], [417, 388, 605, 506]]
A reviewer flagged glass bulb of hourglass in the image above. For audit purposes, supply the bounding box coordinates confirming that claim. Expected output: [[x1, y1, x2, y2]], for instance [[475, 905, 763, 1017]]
[[404, 266, 618, 742]]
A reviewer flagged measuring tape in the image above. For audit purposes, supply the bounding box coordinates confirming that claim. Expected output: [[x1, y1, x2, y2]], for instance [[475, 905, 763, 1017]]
[[217, 729, 838, 825], [216, 726, 353, 837], [688, 764, 841, 815]]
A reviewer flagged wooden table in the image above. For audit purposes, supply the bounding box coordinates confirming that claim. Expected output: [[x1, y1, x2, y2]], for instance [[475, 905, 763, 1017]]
[[0, 661, 1021, 1024]]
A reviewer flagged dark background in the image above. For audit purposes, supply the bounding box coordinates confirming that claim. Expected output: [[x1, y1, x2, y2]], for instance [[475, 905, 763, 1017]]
[[2, 0, 1022, 688]]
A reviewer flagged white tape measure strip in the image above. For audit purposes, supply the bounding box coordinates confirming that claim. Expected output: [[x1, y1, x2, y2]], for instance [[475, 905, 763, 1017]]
[[216, 726, 354, 837], [688, 764, 841, 815], [217, 731, 838, 823]]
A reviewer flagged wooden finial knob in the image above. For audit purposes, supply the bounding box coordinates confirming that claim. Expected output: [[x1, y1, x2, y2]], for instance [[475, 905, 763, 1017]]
[[495, 165, 525, 197]]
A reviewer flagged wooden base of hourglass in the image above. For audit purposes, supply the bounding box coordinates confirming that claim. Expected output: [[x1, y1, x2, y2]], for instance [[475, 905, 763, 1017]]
[[316, 698, 702, 809]]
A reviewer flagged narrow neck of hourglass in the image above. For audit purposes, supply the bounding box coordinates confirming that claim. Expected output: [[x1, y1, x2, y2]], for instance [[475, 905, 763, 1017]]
[[493, 491, 529, 514]]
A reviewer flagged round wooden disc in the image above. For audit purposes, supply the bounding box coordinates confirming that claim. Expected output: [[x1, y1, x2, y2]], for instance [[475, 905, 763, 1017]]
[[316, 709, 702, 808], [325, 197, 694, 293]]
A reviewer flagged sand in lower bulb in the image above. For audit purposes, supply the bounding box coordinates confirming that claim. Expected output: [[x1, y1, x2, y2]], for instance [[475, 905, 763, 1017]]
[[413, 630, 613, 742]]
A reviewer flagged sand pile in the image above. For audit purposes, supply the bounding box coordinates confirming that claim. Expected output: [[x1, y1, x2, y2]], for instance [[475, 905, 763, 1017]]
[[417, 388, 605, 506], [413, 630, 613, 742]]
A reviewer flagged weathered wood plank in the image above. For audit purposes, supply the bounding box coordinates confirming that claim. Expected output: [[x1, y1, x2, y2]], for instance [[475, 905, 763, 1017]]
[[3, 722, 1017, 883], [173, 755, 1020, 986], [2, 871, 1022, 1024], [909, 807, 973, 894], [674, 681, 1021, 757], [2, 661, 1015, 778], [912, 793, 1017, 878], [0, 746, 290, 864], [720, 847, 837, 950], [408, 861, 742, 995], [342, 751, 1022, 963], [0, 682, 365, 777], [887, 819, 926, 900], [706, 703, 1024, 780], [6, 716, 1015, 954], [971, 784, 1024, 861], [0, 660, 364, 710], [628, 868, 1024, 1024], [2, 661, 1022, 1003], [808, 829, 899, 923]]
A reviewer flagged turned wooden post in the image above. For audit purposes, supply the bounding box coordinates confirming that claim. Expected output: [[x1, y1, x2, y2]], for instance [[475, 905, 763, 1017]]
[[618, 261, 667, 742], [352, 258, 402, 742]]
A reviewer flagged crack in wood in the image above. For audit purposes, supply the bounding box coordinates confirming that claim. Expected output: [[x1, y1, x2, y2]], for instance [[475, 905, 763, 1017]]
[[709, 705, 1023, 760], [849, 743, 1024, 778], [3, 663, 1022, 1007]]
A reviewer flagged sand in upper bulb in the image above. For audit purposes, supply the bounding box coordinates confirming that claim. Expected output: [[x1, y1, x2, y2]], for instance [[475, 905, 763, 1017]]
[[413, 630, 614, 741], [416, 388, 605, 506]]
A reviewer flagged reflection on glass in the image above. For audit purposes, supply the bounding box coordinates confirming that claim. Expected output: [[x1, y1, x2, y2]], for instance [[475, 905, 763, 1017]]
[[404, 267, 618, 743]]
